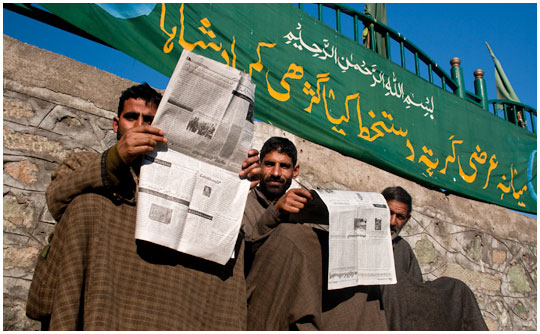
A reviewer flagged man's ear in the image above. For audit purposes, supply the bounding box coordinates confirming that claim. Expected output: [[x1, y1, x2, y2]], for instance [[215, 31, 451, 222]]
[[292, 164, 300, 179], [113, 116, 119, 134]]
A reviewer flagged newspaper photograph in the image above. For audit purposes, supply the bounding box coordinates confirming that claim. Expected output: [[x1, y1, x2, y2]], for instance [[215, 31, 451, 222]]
[[315, 190, 397, 289], [135, 49, 255, 265]]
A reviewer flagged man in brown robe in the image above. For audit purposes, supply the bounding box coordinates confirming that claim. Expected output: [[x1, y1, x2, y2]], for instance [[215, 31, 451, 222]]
[[26, 83, 263, 330], [242, 137, 388, 330], [380, 186, 488, 331]]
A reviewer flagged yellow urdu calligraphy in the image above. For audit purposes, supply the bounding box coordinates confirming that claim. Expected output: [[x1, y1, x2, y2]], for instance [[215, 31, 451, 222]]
[[304, 73, 330, 113], [497, 165, 528, 207], [303, 73, 352, 136], [405, 139, 415, 161], [266, 64, 304, 102], [178, 4, 221, 52], [312, 80, 409, 139], [321, 87, 349, 136], [439, 135, 463, 174], [482, 154, 498, 189], [439, 137, 499, 189], [298, 70, 409, 139], [198, 18, 215, 38], [344, 93, 374, 141], [418, 146, 439, 176], [379, 111, 408, 137], [174, 3, 239, 66], [367, 116, 386, 141], [160, 4, 530, 210], [458, 145, 487, 183], [248, 42, 277, 76], [160, 4, 176, 53], [337, 94, 407, 142]]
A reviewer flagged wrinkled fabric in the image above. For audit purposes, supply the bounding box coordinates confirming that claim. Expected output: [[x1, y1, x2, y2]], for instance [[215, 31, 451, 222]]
[[382, 237, 488, 331], [242, 187, 281, 244], [392, 236, 423, 282], [246, 223, 388, 330], [27, 151, 247, 330]]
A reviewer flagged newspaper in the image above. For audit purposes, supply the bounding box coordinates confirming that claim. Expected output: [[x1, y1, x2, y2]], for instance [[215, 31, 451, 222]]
[[314, 190, 397, 289], [135, 50, 255, 265]]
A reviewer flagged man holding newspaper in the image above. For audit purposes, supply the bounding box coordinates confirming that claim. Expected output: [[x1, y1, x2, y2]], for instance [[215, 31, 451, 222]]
[[242, 137, 388, 330], [27, 50, 391, 330], [26, 48, 267, 329], [27, 79, 264, 329]]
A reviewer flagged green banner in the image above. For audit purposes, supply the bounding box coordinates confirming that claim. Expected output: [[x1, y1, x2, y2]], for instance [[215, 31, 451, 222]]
[[40, 3, 537, 213]]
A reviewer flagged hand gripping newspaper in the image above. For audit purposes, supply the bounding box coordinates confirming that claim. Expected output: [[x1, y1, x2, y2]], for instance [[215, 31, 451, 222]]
[[135, 50, 255, 265], [291, 189, 397, 289]]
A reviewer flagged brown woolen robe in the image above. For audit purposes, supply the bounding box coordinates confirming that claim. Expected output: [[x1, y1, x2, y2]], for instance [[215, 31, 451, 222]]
[[27, 150, 248, 330], [243, 188, 388, 330]]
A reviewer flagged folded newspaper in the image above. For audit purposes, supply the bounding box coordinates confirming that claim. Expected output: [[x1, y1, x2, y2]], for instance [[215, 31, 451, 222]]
[[290, 190, 397, 289], [135, 50, 255, 265]]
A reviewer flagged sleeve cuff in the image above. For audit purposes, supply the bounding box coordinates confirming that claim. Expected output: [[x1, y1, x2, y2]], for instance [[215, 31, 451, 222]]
[[105, 144, 130, 187]]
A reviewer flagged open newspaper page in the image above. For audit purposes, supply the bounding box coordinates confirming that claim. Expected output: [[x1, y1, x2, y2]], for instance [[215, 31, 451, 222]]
[[151, 50, 254, 173], [135, 50, 255, 265], [315, 190, 396, 289]]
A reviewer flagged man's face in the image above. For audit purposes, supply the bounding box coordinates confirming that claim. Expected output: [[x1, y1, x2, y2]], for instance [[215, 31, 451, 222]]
[[113, 98, 157, 139], [259, 150, 299, 199], [388, 200, 410, 240]]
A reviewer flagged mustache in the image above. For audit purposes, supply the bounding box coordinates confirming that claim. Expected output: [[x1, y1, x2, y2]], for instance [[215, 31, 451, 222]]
[[264, 175, 285, 183]]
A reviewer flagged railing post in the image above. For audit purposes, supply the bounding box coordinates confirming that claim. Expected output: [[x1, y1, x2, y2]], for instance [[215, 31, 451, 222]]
[[473, 69, 488, 110], [450, 57, 465, 98]]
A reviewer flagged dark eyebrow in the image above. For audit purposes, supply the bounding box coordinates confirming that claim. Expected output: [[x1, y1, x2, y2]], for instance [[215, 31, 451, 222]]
[[390, 210, 407, 219], [122, 111, 140, 118]]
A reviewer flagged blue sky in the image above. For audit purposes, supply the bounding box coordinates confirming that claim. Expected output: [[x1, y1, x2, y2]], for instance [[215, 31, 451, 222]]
[[3, 3, 537, 111]]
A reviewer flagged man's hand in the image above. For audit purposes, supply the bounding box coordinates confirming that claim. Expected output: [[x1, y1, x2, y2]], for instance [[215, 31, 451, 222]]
[[117, 125, 167, 164], [239, 149, 262, 189], [274, 188, 313, 214]]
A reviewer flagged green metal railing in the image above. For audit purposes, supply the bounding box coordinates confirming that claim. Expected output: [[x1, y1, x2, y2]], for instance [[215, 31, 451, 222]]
[[488, 100, 537, 134], [298, 4, 459, 94], [297, 3, 536, 135]]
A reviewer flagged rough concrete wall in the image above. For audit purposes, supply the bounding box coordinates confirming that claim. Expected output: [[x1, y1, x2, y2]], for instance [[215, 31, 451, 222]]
[[3, 35, 133, 330], [3, 35, 537, 331]]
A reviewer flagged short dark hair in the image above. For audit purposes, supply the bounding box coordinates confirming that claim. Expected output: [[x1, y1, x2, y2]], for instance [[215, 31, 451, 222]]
[[117, 83, 162, 117], [260, 136, 297, 166], [382, 186, 412, 214]]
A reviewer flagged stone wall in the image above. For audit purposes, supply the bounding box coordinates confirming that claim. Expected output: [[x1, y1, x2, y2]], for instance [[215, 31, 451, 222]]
[[3, 35, 537, 330], [3, 35, 132, 330]]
